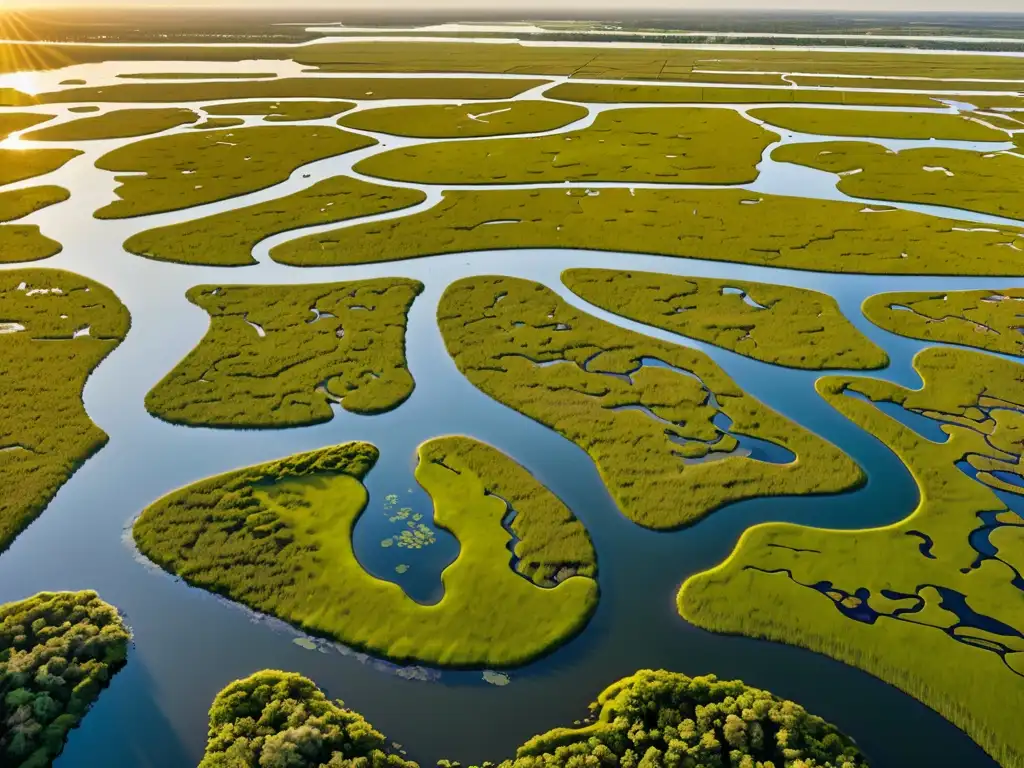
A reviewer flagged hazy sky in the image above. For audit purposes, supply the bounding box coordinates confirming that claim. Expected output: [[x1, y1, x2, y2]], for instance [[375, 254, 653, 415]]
[[6, 0, 1024, 11]]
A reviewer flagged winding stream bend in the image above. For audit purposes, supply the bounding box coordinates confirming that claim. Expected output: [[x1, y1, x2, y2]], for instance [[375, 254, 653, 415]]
[[0, 58, 1021, 768]]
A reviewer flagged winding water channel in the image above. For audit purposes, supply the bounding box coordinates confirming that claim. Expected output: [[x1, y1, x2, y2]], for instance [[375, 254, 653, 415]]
[[0, 59, 1021, 767]]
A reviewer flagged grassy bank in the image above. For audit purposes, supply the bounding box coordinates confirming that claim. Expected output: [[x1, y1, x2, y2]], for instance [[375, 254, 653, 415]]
[[0, 186, 70, 263], [23, 108, 198, 141], [340, 100, 587, 138]]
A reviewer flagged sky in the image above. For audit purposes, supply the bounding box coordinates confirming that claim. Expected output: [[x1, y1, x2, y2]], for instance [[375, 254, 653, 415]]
[[5, 0, 1024, 11]]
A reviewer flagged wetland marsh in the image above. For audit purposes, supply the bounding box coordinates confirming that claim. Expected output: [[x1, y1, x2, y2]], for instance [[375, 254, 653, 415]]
[[0, 30, 1022, 768]]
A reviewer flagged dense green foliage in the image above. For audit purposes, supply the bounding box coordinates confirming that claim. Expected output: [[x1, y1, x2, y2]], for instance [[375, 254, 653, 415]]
[[202, 669, 865, 768], [203, 100, 355, 122], [749, 107, 1007, 140], [681, 347, 1024, 768], [354, 108, 776, 185], [503, 669, 866, 768], [0, 269, 130, 553], [339, 100, 587, 138], [774, 141, 1024, 220], [146, 279, 423, 427], [863, 288, 1023, 357], [199, 671, 415, 768], [94, 125, 375, 218], [564, 268, 887, 370], [133, 437, 598, 666], [22, 108, 198, 141], [125, 175, 425, 266], [39, 77, 548, 105], [438, 276, 863, 529], [0, 186, 68, 263], [546, 81, 940, 107], [0, 113, 52, 141], [0, 591, 130, 768], [0, 149, 81, 188], [271, 187, 1024, 276]]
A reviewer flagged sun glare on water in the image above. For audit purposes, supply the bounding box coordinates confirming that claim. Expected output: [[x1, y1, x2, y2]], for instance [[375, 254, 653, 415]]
[[0, 9, 73, 95]]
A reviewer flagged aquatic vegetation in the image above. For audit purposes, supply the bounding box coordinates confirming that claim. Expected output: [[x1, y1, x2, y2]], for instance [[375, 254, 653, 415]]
[[203, 100, 355, 122], [0, 591, 130, 768], [774, 140, 1024, 221], [354, 107, 777, 185], [0, 186, 69, 263], [750, 107, 1007, 141], [93, 125, 375, 218], [339, 100, 588, 138], [0, 149, 81, 188], [132, 437, 598, 666], [22, 108, 198, 141], [0, 113, 53, 141], [679, 347, 1024, 768], [271, 187, 1024, 276], [438, 277, 863, 530], [146, 279, 422, 427], [0, 269, 130, 553], [546, 81, 941, 107], [39, 77, 549, 105], [124, 175, 426, 266], [203, 669, 865, 768], [564, 268, 888, 370], [199, 670, 415, 768], [863, 288, 1023, 357]]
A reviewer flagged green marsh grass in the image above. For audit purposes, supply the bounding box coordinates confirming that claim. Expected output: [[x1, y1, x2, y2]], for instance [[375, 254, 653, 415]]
[[750, 106, 1008, 140], [133, 437, 599, 666], [0, 186, 70, 263], [0, 149, 81, 188], [863, 288, 1024, 357], [354, 107, 777, 185], [23, 108, 198, 141], [774, 140, 1024, 221], [271, 187, 1024, 276], [679, 347, 1024, 768], [438, 276, 863, 530], [125, 175, 425, 267], [0, 269, 130, 553], [0, 113, 53, 141], [146, 279, 423, 427], [94, 125, 374, 218], [203, 100, 355, 122], [563, 268, 888, 370], [339, 100, 587, 138]]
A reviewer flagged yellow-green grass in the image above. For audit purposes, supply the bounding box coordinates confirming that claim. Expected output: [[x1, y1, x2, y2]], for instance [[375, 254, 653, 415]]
[[773, 141, 1024, 221], [203, 669, 866, 768], [203, 100, 355, 122], [23, 107, 198, 141], [67, 106, 100, 114], [863, 289, 1024, 357], [0, 148, 81, 188], [438, 276, 863, 530], [789, 74, 1024, 92], [270, 187, 1024, 277], [38, 77, 549, 105], [750, 106, 1008, 141], [125, 175, 425, 267], [0, 88, 37, 107], [545, 81, 941, 108], [960, 94, 1024, 110], [563, 268, 888, 370], [293, 41, 1024, 81], [0, 112, 53, 141], [119, 72, 277, 80], [679, 346, 1024, 768], [94, 125, 375, 219], [200, 671, 416, 768], [133, 437, 599, 666], [0, 591, 130, 767], [0, 185, 70, 263], [339, 100, 587, 138], [0, 269, 130, 554], [147, 279, 422, 427], [354, 107, 777, 186], [191, 117, 244, 130]]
